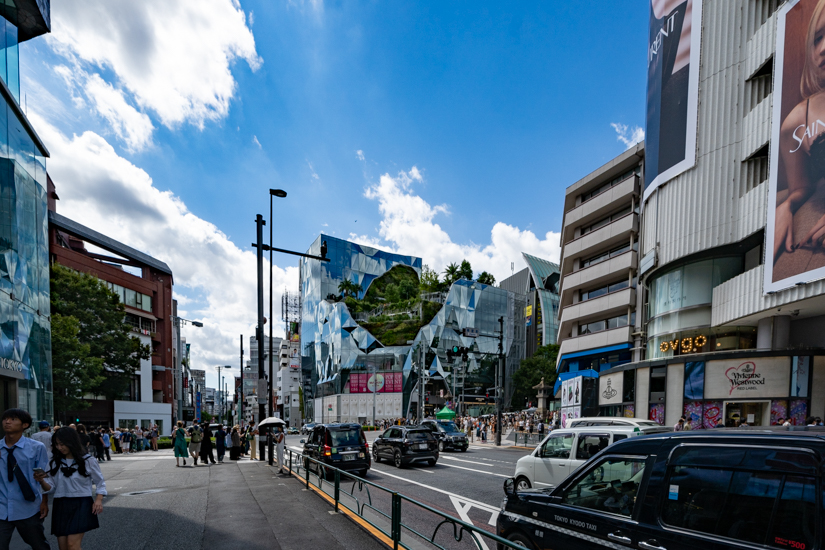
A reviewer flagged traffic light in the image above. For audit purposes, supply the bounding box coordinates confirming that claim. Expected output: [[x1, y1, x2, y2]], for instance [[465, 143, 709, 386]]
[[75, 418, 80, 423], [485, 392, 489, 399], [447, 346, 470, 361]]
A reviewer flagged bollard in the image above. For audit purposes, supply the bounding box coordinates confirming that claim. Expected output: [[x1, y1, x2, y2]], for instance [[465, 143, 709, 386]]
[[334, 470, 340, 512], [391, 493, 402, 550], [289, 450, 293, 474]]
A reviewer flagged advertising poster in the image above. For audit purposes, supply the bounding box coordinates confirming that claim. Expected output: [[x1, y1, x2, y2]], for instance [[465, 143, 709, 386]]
[[767, 0, 825, 291], [561, 379, 569, 407], [599, 374, 623, 406], [705, 357, 791, 400], [349, 372, 402, 393], [644, 0, 702, 199]]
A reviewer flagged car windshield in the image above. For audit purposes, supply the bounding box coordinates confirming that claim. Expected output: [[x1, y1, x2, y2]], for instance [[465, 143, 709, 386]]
[[407, 430, 431, 440], [329, 429, 362, 447], [438, 421, 459, 432]]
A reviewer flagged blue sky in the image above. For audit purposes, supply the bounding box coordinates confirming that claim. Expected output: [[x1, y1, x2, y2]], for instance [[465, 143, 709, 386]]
[[22, 1, 647, 387]]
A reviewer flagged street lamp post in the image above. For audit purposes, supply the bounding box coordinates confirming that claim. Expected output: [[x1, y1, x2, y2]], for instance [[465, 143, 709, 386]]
[[172, 315, 203, 424], [268, 188, 286, 466], [216, 365, 231, 423], [251, 198, 329, 460], [239, 335, 244, 427]]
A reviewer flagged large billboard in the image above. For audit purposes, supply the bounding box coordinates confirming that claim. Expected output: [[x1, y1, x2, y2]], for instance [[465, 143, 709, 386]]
[[766, 0, 825, 292], [644, 0, 702, 200]]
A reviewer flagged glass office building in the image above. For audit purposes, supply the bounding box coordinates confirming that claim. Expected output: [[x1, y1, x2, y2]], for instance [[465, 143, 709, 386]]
[[0, 1, 52, 424]]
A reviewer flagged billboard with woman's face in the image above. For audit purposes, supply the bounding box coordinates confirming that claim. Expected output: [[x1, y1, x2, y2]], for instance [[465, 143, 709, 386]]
[[644, 0, 702, 200], [766, 0, 825, 292]]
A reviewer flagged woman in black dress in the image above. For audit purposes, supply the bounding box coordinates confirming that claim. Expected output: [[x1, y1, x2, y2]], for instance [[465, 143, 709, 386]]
[[199, 422, 216, 464]]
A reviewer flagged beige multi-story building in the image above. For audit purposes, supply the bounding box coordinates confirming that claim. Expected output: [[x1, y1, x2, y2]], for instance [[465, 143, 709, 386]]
[[556, 144, 643, 417]]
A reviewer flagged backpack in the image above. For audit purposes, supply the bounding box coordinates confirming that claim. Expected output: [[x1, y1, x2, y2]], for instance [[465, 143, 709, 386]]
[[191, 427, 203, 443]]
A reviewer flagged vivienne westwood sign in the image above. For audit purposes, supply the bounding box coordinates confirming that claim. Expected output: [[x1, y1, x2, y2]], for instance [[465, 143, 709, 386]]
[[705, 357, 790, 400], [599, 374, 624, 406]]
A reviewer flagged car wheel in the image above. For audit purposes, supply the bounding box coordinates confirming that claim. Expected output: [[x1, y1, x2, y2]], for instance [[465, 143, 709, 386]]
[[373, 447, 381, 463], [438, 441, 445, 452], [506, 532, 535, 549], [515, 476, 532, 491], [393, 450, 405, 468], [427, 459, 436, 467]]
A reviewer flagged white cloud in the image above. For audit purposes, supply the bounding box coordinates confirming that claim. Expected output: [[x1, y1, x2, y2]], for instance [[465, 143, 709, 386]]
[[84, 74, 154, 151], [611, 123, 644, 149], [307, 160, 319, 180], [252, 135, 262, 149], [364, 168, 560, 281], [48, 0, 261, 131], [34, 114, 296, 378], [356, 150, 365, 161]]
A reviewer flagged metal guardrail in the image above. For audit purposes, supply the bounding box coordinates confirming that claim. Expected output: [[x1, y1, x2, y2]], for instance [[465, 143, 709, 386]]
[[511, 432, 545, 447], [284, 448, 521, 550]]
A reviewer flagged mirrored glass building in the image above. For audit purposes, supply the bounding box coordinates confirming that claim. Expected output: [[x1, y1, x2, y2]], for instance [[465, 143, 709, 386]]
[[0, 1, 51, 425], [299, 234, 525, 422]]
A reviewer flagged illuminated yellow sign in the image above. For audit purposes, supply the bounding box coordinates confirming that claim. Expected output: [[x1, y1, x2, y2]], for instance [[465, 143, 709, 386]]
[[525, 305, 532, 317], [659, 334, 708, 354]]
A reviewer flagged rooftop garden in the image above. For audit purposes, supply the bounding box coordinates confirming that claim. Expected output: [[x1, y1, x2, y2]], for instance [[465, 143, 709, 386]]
[[336, 260, 496, 347]]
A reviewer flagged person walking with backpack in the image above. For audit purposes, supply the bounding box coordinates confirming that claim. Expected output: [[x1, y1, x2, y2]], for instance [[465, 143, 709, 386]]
[[172, 422, 188, 467], [198, 423, 216, 465], [188, 424, 203, 466]]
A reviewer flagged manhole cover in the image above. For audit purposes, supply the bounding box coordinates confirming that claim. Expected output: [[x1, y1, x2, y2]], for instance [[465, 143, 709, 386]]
[[121, 489, 165, 496]]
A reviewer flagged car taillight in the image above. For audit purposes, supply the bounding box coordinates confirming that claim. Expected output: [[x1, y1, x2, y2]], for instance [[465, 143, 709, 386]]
[[324, 445, 332, 456], [364, 442, 369, 453]]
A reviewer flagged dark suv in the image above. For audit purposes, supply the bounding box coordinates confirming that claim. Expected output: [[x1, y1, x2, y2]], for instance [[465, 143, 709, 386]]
[[301, 423, 371, 478], [497, 428, 825, 550], [421, 419, 468, 452], [373, 426, 439, 468]]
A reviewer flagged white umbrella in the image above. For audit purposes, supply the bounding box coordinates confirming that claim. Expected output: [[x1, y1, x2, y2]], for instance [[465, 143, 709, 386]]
[[258, 416, 286, 428]]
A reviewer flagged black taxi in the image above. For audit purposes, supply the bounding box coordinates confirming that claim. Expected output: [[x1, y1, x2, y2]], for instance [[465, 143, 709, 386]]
[[301, 423, 371, 478], [497, 428, 824, 550]]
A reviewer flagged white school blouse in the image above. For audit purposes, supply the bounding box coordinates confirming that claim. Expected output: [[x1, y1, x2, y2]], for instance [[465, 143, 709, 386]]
[[47, 455, 107, 499]]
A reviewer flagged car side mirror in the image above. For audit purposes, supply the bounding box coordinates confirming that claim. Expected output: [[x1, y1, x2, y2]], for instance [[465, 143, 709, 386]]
[[299, 439, 305, 444], [504, 478, 516, 497]]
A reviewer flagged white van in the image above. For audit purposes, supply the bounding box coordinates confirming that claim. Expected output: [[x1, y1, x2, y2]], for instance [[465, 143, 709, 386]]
[[512, 424, 671, 491], [567, 416, 663, 428]]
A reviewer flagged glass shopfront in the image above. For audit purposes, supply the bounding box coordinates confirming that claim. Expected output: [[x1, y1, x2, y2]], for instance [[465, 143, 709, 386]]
[[0, 19, 51, 425], [646, 257, 744, 359]]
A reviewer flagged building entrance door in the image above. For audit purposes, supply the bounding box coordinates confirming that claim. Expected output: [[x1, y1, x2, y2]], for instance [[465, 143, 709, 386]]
[[723, 400, 769, 426]]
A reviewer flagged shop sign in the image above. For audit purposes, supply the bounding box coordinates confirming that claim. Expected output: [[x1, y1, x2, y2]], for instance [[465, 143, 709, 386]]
[[0, 357, 25, 379], [659, 334, 707, 355], [705, 358, 790, 399], [599, 374, 624, 405]]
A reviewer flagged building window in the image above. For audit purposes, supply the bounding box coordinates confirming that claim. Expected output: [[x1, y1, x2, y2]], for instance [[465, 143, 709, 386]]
[[581, 206, 632, 236], [581, 241, 637, 269], [580, 278, 636, 302], [579, 166, 640, 203], [579, 313, 635, 336]]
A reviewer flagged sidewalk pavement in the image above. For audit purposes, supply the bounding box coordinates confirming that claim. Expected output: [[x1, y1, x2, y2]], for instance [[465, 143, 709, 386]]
[[11, 449, 386, 550]]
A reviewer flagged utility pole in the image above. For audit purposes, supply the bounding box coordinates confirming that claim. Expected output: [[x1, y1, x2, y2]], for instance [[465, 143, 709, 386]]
[[496, 316, 504, 447], [418, 343, 423, 421], [255, 214, 267, 462], [175, 315, 182, 424]]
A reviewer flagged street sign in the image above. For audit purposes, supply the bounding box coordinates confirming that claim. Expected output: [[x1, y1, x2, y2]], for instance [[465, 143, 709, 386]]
[[462, 328, 479, 338]]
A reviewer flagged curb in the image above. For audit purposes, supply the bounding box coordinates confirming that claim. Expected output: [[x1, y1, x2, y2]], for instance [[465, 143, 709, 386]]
[[285, 466, 395, 549]]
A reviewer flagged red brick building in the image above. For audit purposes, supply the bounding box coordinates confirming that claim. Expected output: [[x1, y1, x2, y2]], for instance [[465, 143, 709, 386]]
[[48, 178, 175, 431]]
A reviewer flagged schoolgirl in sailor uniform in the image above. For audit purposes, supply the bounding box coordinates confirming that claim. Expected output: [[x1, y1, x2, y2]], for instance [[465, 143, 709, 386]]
[[47, 427, 106, 546]]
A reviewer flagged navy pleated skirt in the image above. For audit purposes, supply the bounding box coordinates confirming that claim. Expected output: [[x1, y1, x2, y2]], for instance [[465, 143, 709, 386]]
[[51, 497, 100, 537]]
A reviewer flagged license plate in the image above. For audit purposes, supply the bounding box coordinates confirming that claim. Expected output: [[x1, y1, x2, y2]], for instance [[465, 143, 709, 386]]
[[342, 454, 356, 461], [416, 443, 428, 450]]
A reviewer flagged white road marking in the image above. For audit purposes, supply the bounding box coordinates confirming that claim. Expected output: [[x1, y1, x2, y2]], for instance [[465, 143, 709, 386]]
[[449, 495, 500, 550], [410, 467, 433, 474], [437, 462, 510, 478], [370, 468, 498, 510], [440, 456, 500, 467]]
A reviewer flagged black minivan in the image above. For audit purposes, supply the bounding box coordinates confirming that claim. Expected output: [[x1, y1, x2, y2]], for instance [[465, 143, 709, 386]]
[[301, 423, 371, 478], [497, 428, 825, 550]]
